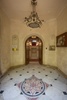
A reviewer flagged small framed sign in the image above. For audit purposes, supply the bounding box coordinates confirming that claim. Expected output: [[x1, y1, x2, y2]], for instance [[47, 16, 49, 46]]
[[49, 45, 55, 51]]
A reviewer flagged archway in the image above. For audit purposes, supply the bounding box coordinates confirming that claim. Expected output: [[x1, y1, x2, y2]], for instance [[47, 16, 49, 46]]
[[25, 35, 43, 64]]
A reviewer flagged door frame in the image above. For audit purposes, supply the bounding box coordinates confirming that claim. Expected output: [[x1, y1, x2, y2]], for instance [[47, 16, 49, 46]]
[[25, 36, 43, 65]]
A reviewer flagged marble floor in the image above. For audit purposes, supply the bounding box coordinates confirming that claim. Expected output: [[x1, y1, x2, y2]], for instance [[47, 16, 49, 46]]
[[0, 63, 67, 100]]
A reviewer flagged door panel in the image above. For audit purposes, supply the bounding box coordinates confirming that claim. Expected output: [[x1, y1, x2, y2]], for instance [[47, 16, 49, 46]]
[[29, 47, 39, 60]]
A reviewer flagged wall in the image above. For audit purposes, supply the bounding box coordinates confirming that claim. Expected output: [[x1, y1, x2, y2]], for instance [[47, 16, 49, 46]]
[[0, 18, 1, 75], [10, 19, 57, 67], [57, 5, 67, 75], [0, 8, 10, 74]]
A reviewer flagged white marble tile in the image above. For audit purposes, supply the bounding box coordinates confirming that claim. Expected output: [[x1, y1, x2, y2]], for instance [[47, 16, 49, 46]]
[[62, 95, 67, 100], [33, 72, 45, 79], [12, 95, 27, 100], [45, 87, 63, 100], [0, 94, 4, 100], [1, 75, 10, 84], [3, 86, 21, 100], [57, 76, 67, 84], [42, 77, 54, 85], [53, 80, 67, 92], [0, 80, 14, 91], [38, 95, 52, 100]]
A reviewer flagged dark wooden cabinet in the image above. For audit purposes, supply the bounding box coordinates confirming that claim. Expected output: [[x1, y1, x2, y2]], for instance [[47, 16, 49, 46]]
[[56, 32, 67, 47]]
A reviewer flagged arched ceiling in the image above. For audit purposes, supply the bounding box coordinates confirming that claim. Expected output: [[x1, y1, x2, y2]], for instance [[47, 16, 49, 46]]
[[0, 0, 67, 21]]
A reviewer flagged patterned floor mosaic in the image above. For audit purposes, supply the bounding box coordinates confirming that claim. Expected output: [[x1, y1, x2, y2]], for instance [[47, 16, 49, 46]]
[[0, 63, 67, 100], [18, 75, 49, 100]]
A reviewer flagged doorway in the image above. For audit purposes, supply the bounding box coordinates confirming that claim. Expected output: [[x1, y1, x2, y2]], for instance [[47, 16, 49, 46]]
[[25, 36, 43, 64]]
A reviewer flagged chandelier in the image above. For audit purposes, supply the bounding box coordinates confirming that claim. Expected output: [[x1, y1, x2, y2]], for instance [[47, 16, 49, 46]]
[[24, 0, 43, 28]]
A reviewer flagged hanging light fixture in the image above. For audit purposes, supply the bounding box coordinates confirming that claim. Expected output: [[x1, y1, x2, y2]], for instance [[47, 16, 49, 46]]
[[24, 0, 43, 28]]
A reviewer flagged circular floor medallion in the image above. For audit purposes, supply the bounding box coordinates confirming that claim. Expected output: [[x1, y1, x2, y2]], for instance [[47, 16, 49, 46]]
[[21, 75, 45, 98]]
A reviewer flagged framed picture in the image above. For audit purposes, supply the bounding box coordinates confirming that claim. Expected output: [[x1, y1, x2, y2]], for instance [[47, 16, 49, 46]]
[[56, 32, 67, 47]]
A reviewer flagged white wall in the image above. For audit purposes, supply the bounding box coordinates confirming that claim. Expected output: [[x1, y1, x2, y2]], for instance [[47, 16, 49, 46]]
[[10, 19, 57, 67], [0, 8, 10, 74], [57, 5, 67, 75]]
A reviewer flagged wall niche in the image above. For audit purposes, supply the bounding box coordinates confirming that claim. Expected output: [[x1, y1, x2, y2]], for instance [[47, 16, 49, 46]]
[[12, 35, 19, 51]]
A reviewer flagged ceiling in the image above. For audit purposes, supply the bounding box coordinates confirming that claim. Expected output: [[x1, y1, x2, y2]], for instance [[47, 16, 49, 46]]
[[0, 0, 67, 21]]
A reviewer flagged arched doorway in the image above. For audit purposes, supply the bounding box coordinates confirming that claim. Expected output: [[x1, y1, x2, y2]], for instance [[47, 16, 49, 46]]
[[25, 36, 43, 64]]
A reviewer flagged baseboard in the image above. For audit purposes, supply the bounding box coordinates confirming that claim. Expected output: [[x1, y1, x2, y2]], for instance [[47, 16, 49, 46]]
[[43, 64, 57, 69], [0, 72, 2, 78], [10, 64, 25, 69], [0, 68, 10, 79], [43, 64, 67, 78], [57, 68, 67, 78], [0, 64, 25, 79]]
